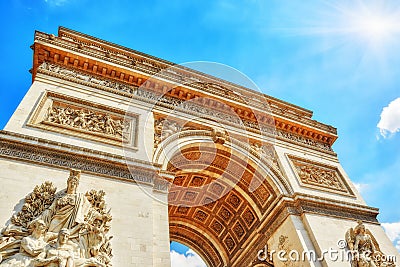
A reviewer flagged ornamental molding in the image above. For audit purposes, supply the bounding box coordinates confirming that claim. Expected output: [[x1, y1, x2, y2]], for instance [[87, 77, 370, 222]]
[[232, 196, 379, 267], [258, 195, 379, 241], [35, 30, 300, 114], [151, 126, 290, 195], [38, 62, 136, 95], [0, 131, 380, 265], [287, 154, 355, 196], [293, 193, 379, 223], [33, 28, 337, 138], [38, 63, 334, 154], [0, 132, 168, 192]]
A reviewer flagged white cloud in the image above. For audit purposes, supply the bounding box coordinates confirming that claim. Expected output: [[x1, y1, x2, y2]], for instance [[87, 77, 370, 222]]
[[377, 97, 400, 138], [44, 0, 69, 6], [171, 249, 207, 267], [352, 182, 369, 194], [381, 222, 400, 251]]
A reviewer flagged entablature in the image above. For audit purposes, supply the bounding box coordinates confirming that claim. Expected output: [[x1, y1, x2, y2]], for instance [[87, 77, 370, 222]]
[[32, 27, 338, 151]]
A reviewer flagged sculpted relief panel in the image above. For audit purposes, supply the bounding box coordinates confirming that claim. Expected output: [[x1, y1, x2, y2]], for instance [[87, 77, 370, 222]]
[[345, 221, 396, 267], [0, 169, 112, 267], [288, 155, 354, 196], [28, 91, 137, 147]]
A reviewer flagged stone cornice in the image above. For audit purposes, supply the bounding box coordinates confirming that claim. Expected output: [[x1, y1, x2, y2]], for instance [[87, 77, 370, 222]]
[[230, 194, 379, 266], [53, 27, 316, 120], [0, 131, 168, 192], [251, 194, 379, 248], [32, 27, 338, 147], [293, 193, 379, 220]]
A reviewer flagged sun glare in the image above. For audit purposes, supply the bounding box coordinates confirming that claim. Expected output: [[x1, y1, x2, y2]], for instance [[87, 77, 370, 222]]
[[284, 0, 400, 57], [346, 8, 399, 46]]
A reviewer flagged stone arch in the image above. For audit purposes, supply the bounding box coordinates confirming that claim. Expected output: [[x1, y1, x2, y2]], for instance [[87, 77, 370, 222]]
[[169, 221, 228, 267], [153, 130, 293, 197], [154, 130, 292, 266]]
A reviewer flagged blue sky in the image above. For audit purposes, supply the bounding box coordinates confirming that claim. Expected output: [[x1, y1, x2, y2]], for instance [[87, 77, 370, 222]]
[[1, 0, 400, 265]]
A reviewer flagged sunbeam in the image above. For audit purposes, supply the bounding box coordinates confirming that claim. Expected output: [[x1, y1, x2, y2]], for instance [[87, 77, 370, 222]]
[[277, 0, 400, 64]]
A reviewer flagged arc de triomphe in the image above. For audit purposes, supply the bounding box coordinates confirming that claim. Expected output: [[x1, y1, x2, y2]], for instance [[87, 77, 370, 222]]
[[0, 27, 398, 267]]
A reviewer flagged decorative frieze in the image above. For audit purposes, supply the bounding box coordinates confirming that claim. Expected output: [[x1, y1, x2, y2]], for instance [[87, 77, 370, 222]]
[[37, 63, 335, 154], [46, 105, 129, 140], [35, 28, 338, 140], [0, 137, 159, 189], [288, 155, 354, 196], [38, 62, 136, 95]]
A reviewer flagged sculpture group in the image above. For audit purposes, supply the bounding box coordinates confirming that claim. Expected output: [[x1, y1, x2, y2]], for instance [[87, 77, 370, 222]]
[[46, 105, 129, 141], [346, 221, 396, 267], [0, 169, 112, 267]]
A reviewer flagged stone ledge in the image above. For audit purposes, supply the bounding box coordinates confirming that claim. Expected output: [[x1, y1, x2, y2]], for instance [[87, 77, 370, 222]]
[[0, 130, 168, 192]]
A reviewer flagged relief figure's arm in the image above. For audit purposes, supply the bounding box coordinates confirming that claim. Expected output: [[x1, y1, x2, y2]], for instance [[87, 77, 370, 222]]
[[37, 199, 57, 227], [34, 256, 59, 266], [20, 238, 37, 256]]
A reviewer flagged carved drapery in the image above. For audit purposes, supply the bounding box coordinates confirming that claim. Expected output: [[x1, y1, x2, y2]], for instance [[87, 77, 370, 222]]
[[0, 169, 113, 267], [45, 104, 130, 141], [345, 221, 396, 267]]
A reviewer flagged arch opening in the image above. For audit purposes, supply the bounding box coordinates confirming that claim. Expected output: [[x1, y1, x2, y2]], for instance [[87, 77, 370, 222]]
[[170, 241, 208, 267], [164, 135, 287, 266]]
